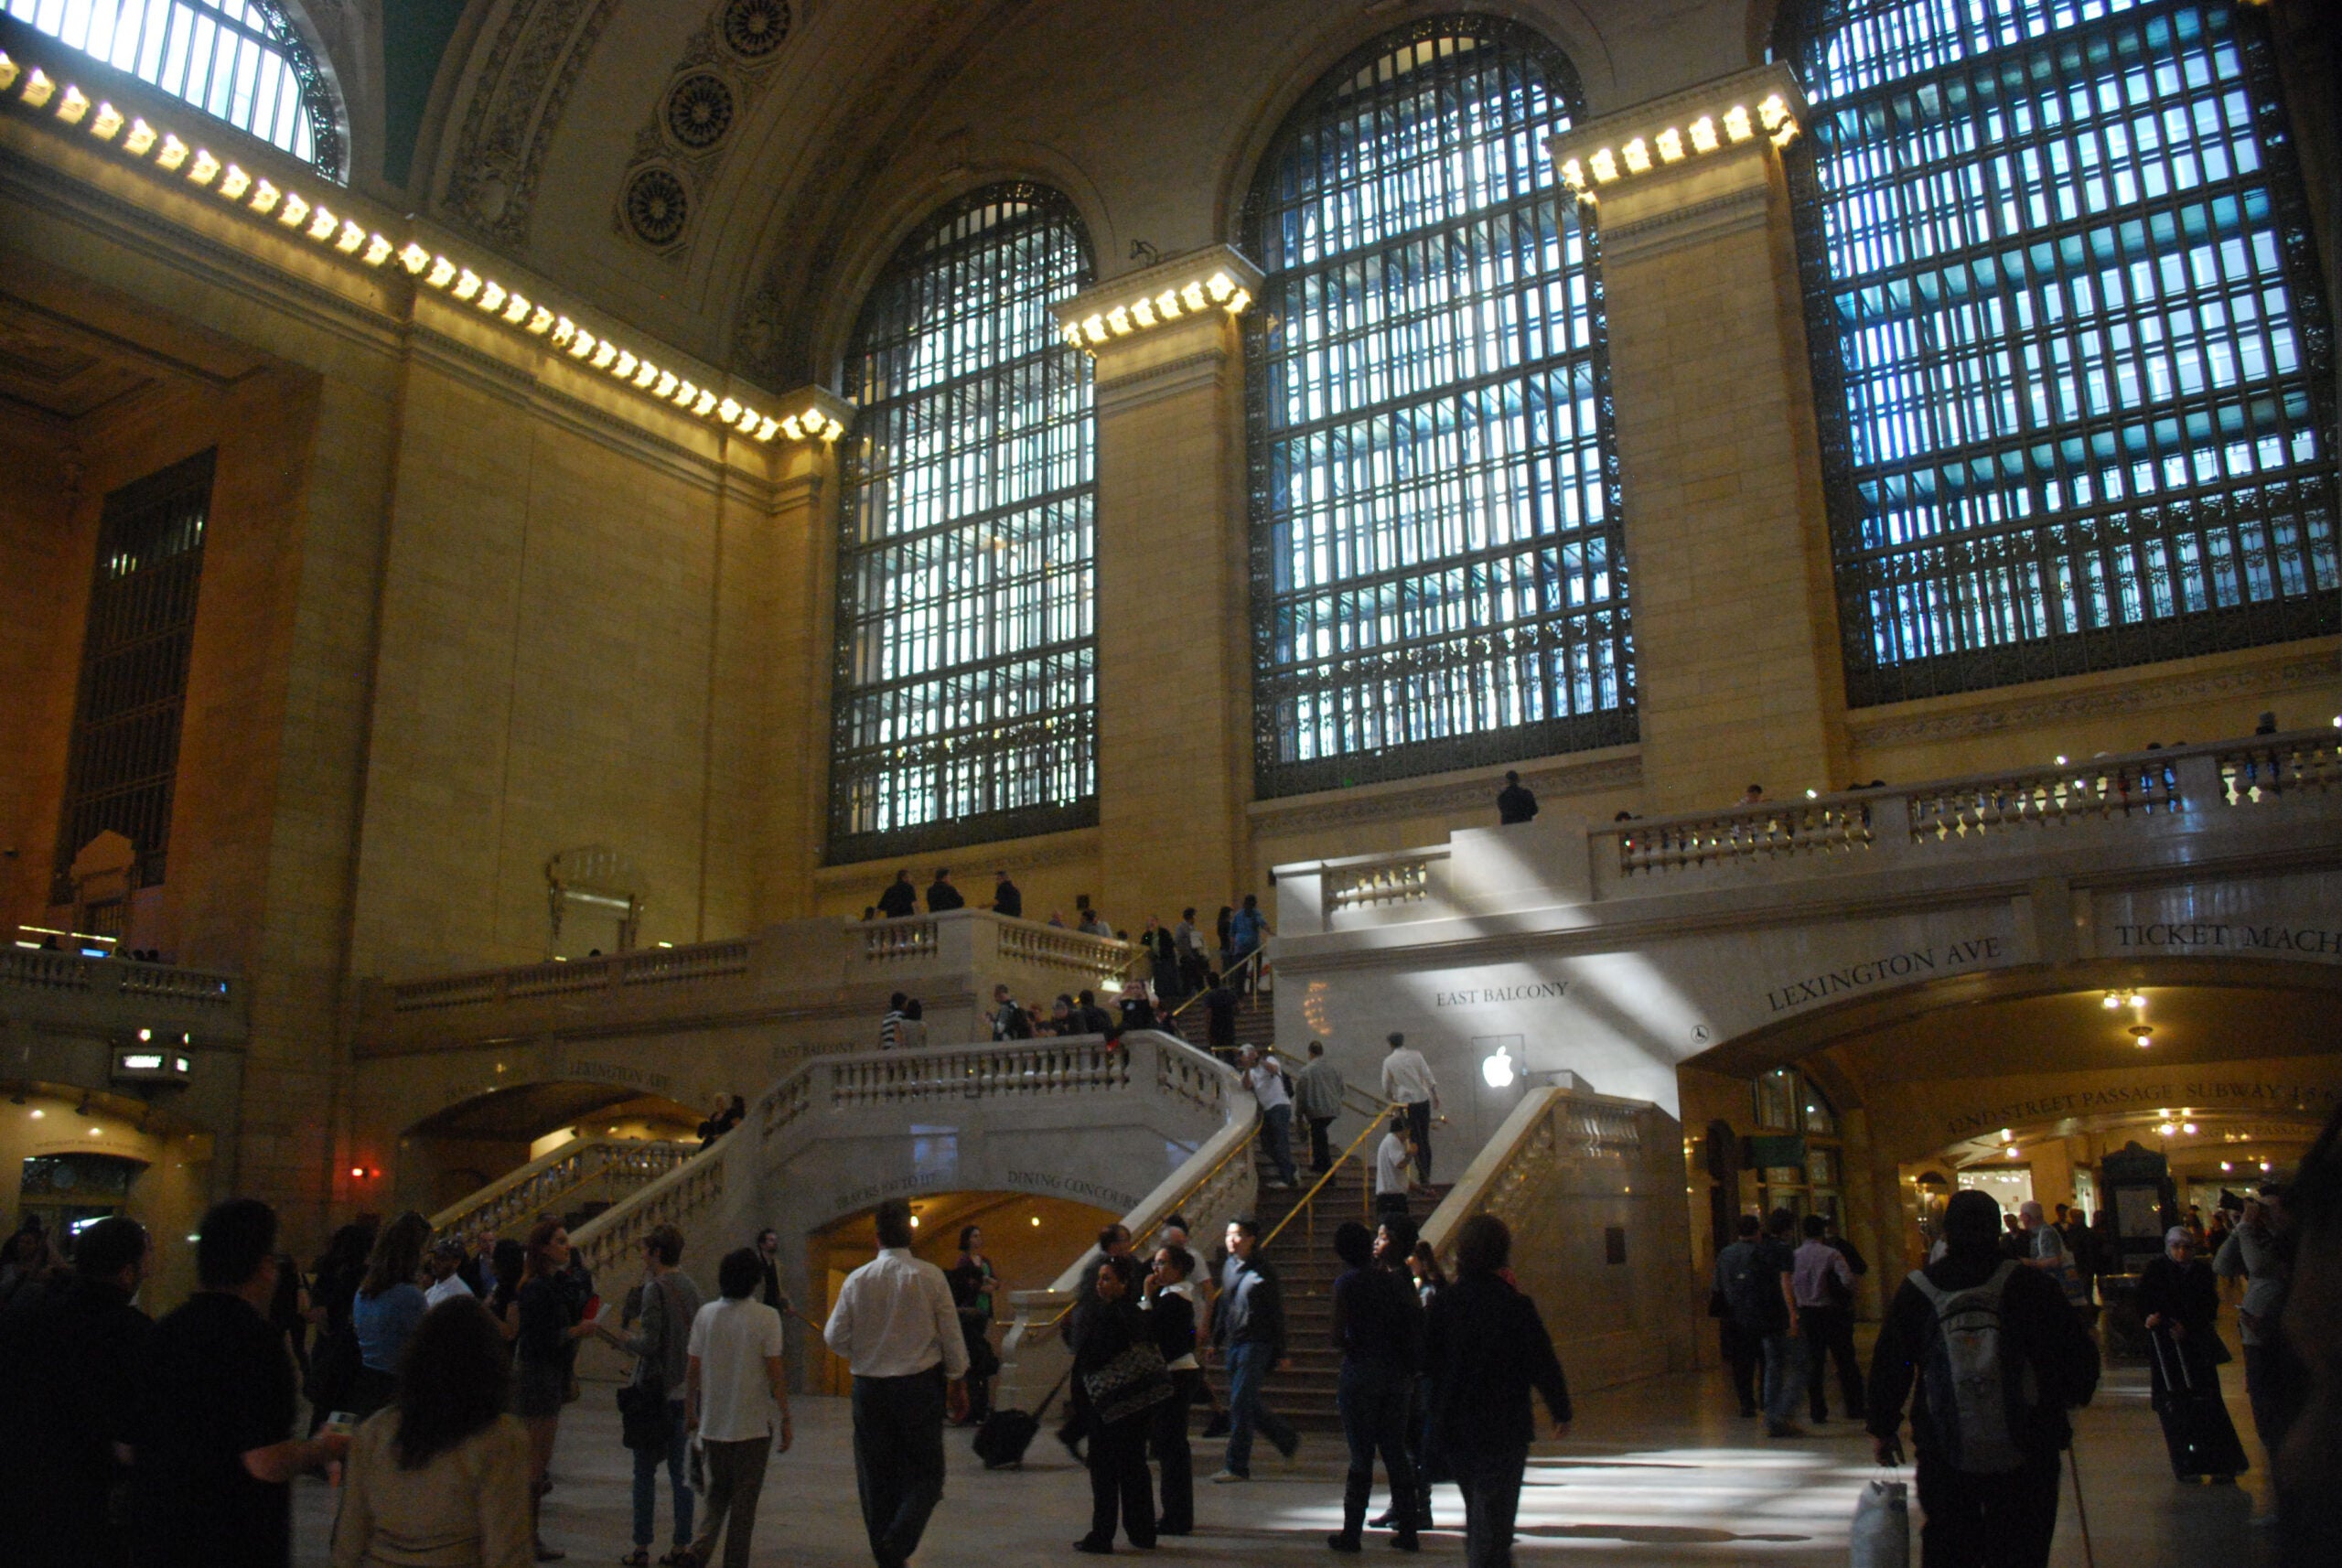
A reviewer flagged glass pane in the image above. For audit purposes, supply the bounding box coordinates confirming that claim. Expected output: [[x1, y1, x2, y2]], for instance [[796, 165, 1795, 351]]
[[1754, 1068, 1798, 1130], [829, 185, 1098, 860], [1244, 18, 1635, 796], [1802, 1077, 1839, 1134], [1781, 0, 2338, 703]]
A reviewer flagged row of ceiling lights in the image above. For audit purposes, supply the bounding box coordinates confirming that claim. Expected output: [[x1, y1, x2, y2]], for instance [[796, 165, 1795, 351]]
[[0, 49, 839, 446]]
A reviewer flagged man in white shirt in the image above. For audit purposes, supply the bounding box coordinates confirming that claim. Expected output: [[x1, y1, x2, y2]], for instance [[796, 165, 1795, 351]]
[[1379, 1033, 1441, 1186], [1789, 1214, 1862, 1424], [422, 1240, 475, 1307], [1373, 1114, 1413, 1219], [823, 1199, 968, 1568], [1240, 1046, 1298, 1188], [686, 1247, 791, 1568]]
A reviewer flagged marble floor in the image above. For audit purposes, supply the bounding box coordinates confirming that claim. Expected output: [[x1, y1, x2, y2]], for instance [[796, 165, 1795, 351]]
[[295, 1357, 2274, 1566]]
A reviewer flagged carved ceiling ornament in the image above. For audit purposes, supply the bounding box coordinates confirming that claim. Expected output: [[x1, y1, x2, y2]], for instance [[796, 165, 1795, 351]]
[[613, 0, 806, 259], [443, 0, 623, 246]]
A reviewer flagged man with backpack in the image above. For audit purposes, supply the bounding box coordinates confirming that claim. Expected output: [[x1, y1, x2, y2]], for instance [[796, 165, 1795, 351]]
[[1710, 1215, 1765, 1419], [1868, 1188, 2100, 1568]]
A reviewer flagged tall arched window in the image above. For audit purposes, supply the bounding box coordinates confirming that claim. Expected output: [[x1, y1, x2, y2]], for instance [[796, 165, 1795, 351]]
[[5, 0, 344, 178], [1245, 18, 1632, 799], [829, 184, 1097, 862], [1778, 0, 2337, 704]]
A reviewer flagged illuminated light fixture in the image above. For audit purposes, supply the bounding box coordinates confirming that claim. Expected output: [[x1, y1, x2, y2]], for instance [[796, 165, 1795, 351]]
[[2222, 1161, 2232, 1172], [733, 404, 760, 431], [501, 293, 532, 325], [1081, 314, 1108, 344], [1206, 271, 1235, 303], [550, 316, 578, 348], [1030, 1216, 1041, 1227], [1806, 788, 1819, 800], [1724, 104, 1754, 142], [278, 192, 310, 230], [631, 360, 660, 389], [452, 269, 481, 300], [90, 101, 124, 140], [424, 256, 457, 289], [2261, 1161, 2272, 1173], [2131, 1024, 2154, 1046], [1180, 281, 1207, 311], [1481, 1045, 1516, 1089], [2127, 991, 2146, 1009], [361, 233, 393, 266], [218, 164, 251, 199], [652, 371, 679, 399], [1686, 114, 1720, 155], [1225, 287, 1250, 315], [671, 379, 699, 407], [1060, 324, 1085, 348], [566, 329, 597, 360], [1560, 156, 1587, 191], [478, 280, 507, 313], [800, 403, 822, 428], [1107, 306, 1133, 336], [526, 306, 555, 335], [306, 205, 337, 240], [1622, 136, 1651, 174], [1155, 289, 1181, 319], [2157, 1122, 2177, 1137], [692, 389, 717, 416], [185, 147, 219, 185], [22, 67, 56, 108], [2004, 1145, 2021, 1159], [0, 50, 16, 91], [590, 339, 618, 369], [397, 242, 430, 274], [614, 350, 639, 380], [2182, 1122, 2197, 1135], [1589, 146, 1619, 183], [717, 397, 741, 424], [1770, 119, 1799, 149], [1656, 126, 1684, 163], [2101, 992, 2122, 1010], [157, 133, 191, 171], [1757, 93, 1790, 132], [1131, 295, 1156, 328], [781, 413, 804, 438], [754, 415, 779, 441], [124, 117, 157, 156], [55, 82, 89, 124], [247, 178, 280, 215]]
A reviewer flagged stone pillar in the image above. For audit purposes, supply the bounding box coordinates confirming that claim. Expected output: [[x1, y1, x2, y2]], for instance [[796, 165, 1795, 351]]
[[1551, 68, 1849, 812], [1054, 251, 1262, 928], [735, 387, 848, 927]]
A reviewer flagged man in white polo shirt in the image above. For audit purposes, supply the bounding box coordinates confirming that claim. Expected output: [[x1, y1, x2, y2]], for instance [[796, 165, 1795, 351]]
[[1380, 1033, 1442, 1187], [824, 1199, 968, 1568], [685, 1247, 791, 1568]]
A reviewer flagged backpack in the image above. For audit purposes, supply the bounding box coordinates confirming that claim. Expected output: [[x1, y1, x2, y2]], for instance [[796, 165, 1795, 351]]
[[1717, 1243, 1769, 1331], [1908, 1262, 2036, 1474]]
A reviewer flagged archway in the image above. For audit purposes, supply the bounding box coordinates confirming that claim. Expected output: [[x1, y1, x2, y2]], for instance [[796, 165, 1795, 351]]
[[398, 1079, 704, 1219], [803, 1191, 1122, 1395]]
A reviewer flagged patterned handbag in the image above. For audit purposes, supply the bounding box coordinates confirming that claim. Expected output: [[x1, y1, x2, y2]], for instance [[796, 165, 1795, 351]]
[[1082, 1340, 1174, 1425]]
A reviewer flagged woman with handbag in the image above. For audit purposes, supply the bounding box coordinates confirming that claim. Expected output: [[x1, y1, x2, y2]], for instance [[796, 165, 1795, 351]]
[[1144, 1244, 1202, 1536], [598, 1226, 704, 1567], [1069, 1254, 1163, 1553]]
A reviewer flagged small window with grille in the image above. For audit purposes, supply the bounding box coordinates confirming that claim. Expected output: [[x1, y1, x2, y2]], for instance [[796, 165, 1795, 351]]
[[51, 448, 214, 905]]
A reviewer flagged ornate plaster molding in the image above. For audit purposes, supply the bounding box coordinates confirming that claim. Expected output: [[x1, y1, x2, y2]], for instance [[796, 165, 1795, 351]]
[[1849, 652, 2340, 746], [441, 0, 621, 249]]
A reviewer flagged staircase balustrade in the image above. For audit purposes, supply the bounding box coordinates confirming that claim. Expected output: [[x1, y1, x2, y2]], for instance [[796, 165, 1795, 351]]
[[427, 1137, 693, 1245]]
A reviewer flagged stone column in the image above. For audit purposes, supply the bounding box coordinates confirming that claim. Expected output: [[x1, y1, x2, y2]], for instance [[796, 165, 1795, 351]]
[[1053, 250, 1262, 928], [1551, 68, 1849, 812]]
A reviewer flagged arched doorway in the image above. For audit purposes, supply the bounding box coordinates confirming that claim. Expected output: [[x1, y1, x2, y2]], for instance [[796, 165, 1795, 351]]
[[400, 1080, 705, 1219]]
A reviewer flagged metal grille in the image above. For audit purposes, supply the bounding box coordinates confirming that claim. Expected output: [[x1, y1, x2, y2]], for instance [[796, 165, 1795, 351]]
[[5, 0, 345, 178], [828, 183, 1098, 863], [51, 448, 213, 902], [1243, 16, 1634, 799], [1778, 0, 2339, 706]]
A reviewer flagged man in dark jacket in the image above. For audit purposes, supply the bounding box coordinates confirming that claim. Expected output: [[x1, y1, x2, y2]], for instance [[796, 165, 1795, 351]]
[[1423, 1214, 1569, 1568], [1868, 1188, 2100, 1568], [1328, 1221, 1422, 1552], [876, 871, 919, 918], [926, 868, 966, 912], [0, 1217, 154, 1568], [1495, 770, 1539, 824], [1210, 1217, 1297, 1480], [991, 871, 1022, 918]]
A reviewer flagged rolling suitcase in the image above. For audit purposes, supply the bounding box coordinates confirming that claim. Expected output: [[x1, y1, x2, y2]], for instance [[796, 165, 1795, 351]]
[[972, 1366, 1071, 1470], [2147, 1328, 2247, 1480]]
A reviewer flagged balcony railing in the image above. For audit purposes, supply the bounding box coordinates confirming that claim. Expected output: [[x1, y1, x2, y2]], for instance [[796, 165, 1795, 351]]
[[0, 950, 244, 1040], [428, 1137, 693, 1246]]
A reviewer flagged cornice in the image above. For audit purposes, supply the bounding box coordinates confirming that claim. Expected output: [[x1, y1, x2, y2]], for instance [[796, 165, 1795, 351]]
[[1093, 347, 1230, 418], [1595, 180, 1772, 264], [1848, 650, 2341, 747]]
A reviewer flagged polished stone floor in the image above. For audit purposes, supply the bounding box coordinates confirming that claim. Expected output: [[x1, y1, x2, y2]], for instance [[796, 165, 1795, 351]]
[[295, 1351, 2276, 1566]]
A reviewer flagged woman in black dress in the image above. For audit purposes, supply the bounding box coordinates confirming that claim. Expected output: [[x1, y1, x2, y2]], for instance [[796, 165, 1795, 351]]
[[1069, 1254, 1159, 1553], [2139, 1226, 2226, 1404]]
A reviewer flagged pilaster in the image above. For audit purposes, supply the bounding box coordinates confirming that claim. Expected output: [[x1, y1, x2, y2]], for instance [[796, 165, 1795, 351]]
[[1552, 67, 1850, 811], [1054, 249, 1262, 928]]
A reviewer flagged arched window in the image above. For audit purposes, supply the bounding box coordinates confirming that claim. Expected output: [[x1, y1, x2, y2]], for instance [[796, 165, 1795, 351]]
[[1245, 18, 1632, 799], [828, 184, 1097, 861], [5, 0, 344, 178], [1778, 0, 2337, 705]]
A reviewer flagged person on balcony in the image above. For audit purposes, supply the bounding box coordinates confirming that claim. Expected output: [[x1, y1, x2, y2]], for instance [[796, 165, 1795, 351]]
[[1117, 981, 1156, 1033], [925, 869, 964, 913], [1173, 908, 1208, 994], [1227, 896, 1269, 994], [1200, 972, 1238, 1058], [876, 872, 919, 920], [1076, 990, 1116, 1037], [1209, 1217, 1296, 1482], [991, 870, 1022, 918], [1294, 1041, 1347, 1175], [1495, 770, 1539, 825], [1379, 1035, 1442, 1187], [1240, 1047, 1298, 1189], [880, 995, 910, 1051], [990, 983, 1035, 1041]]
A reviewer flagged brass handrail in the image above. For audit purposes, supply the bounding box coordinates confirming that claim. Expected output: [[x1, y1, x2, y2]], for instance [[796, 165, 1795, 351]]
[[1258, 1088, 1405, 1253], [1166, 943, 1267, 1022]]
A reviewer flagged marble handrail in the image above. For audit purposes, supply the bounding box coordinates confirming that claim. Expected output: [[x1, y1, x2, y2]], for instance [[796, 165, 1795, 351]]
[[427, 1136, 693, 1243], [1, 949, 236, 1005]]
